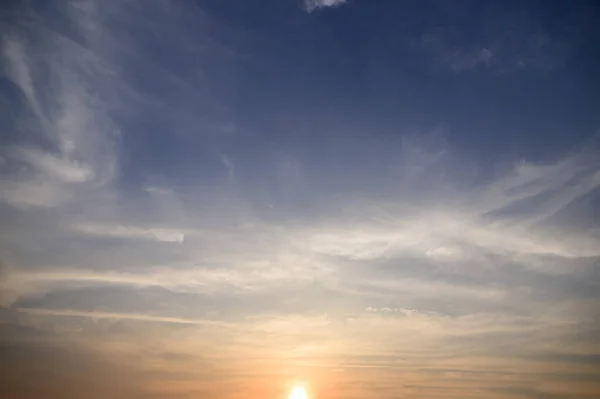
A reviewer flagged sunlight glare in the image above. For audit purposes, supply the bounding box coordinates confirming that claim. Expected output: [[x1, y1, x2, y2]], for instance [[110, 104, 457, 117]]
[[288, 384, 309, 399]]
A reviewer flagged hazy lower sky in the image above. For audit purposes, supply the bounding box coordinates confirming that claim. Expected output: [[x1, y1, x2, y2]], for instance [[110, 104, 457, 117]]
[[1, 1, 600, 398]]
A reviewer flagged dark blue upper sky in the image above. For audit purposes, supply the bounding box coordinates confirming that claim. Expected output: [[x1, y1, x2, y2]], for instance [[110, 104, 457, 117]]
[[97, 0, 600, 200], [193, 0, 600, 155]]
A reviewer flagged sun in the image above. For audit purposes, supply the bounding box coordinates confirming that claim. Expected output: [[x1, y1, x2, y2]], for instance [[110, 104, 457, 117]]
[[288, 384, 309, 399]]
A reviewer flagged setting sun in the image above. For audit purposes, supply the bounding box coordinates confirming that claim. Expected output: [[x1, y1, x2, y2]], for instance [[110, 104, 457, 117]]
[[288, 385, 309, 399]]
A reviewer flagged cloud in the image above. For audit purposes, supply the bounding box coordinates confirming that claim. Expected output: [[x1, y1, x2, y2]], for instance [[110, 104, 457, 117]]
[[415, 3, 579, 74], [365, 307, 440, 317], [75, 224, 186, 243], [308, 208, 600, 264], [0, 179, 71, 208], [304, 0, 347, 12], [17, 308, 227, 326], [219, 153, 235, 179], [2, 136, 598, 310], [0, 4, 118, 209], [425, 246, 463, 260], [11, 147, 95, 183], [445, 48, 494, 72], [2, 36, 39, 115], [0, 255, 335, 306], [416, 32, 495, 72]]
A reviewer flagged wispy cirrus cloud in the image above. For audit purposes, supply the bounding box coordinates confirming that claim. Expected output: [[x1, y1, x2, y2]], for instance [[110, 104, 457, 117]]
[[0, 5, 118, 209], [414, 2, 584, 74], [11, 147, 95, 183]]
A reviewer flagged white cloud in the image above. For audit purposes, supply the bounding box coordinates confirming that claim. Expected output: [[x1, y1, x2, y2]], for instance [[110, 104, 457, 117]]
[[2, 36, 40, 116], [307, 210, 600, 265], [0, 252, 335, 306], [304, 0, 347, 12], [0, 6, 118, 210], [12, 147, 95, 183], [425, 246, 463, 260], [75, 224, 186, 243]]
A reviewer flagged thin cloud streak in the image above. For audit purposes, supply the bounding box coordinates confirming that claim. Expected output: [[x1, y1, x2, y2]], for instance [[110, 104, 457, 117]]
[[17, 308, 230, 327], [75, 224, 186, 243]]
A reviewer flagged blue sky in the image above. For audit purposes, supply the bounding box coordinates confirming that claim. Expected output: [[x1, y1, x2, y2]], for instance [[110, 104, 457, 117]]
[[1, 1, 600, 398]]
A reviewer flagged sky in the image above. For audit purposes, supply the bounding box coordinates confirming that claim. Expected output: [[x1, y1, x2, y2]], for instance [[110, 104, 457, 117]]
[[1, 0, 600, 398]]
